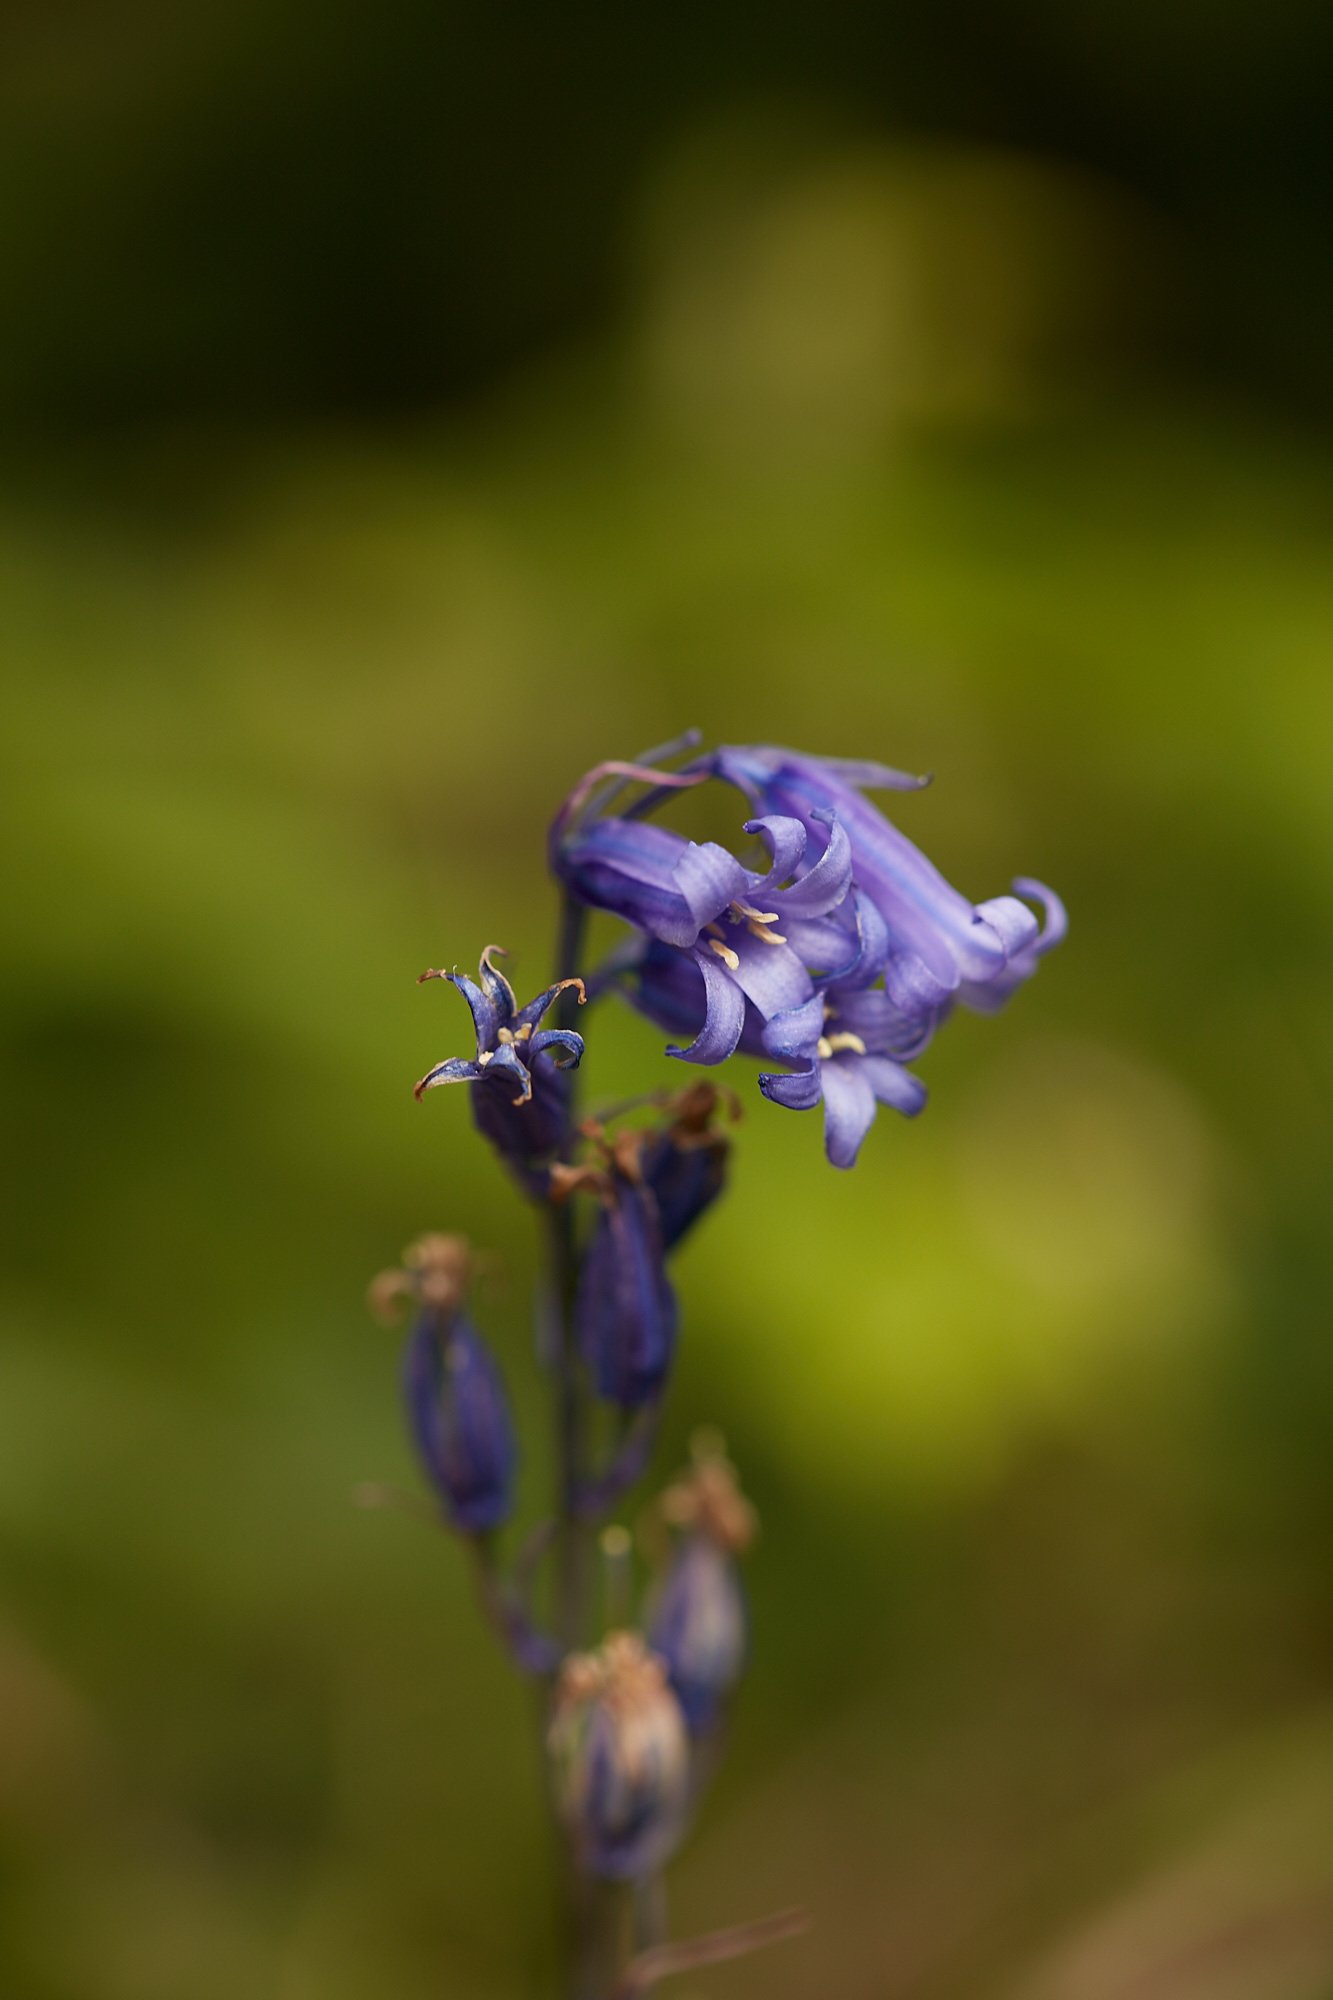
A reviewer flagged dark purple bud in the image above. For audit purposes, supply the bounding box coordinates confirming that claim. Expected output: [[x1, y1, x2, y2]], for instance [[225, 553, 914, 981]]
[[574, 1176, 678, 1408], [547, 1632, 689, 1880], [402, 1310, 516, 1534], [639, 1083, 737, 1252]]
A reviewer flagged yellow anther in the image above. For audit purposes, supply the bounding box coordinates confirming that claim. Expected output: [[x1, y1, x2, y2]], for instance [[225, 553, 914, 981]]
[[820, 1031, 866, 1058], [729, 898, 785, 946], [708, 937, 741, 972], [477, 1048, 494, 1065]]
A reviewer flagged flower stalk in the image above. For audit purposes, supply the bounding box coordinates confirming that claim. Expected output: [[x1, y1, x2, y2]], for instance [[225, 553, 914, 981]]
[[368, 734, 1064, 1998]]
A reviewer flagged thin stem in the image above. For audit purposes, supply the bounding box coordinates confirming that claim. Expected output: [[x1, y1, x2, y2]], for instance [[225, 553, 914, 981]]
[[549, 886, 592, 1651], [545, 888, 606, 1999], [611, 1907, 809, 2000], [632, 1875, 668, 1955]]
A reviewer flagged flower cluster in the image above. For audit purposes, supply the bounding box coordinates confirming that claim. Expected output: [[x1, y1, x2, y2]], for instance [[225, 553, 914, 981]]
[[372, 733, 1064, 1982], [552, 744, 1065, 1166]]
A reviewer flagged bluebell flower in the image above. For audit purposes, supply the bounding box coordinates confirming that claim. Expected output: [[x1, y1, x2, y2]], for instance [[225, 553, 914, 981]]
[[757, 984, 930, 1169], [414, 946, 587, 1180], [377, 1233, 517, 1535], [553, 801, 851, 1070], [648, 1448, 757, 1736], [552, 742, 1063, 1169], [628, 939, 926, 1169], [547, 1632, 689, 1881], [709, 744, 1066, 1023]]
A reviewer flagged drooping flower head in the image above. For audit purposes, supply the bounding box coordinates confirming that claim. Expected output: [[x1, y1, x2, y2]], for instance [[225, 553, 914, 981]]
[[369, 1232, 517, 1535], [551, 741, 1064, 1168], [547, 1631, 690, 1881], [414, 946, 587, 1185], [648, 1439, 757, 1735]]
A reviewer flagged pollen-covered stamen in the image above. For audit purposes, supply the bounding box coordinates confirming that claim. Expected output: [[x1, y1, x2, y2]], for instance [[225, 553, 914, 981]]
[[816, 1031, 867, 1060], [495, 1022, 533, 1045], [708, 937, 741, 972], [730, 898, 787, 945]]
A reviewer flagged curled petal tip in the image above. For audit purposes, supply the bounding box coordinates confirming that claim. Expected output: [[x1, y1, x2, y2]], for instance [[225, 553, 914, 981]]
[[417, 967, 448, 985]]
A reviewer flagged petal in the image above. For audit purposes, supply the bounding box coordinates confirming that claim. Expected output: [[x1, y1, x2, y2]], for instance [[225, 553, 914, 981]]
[[724, 927, 816, 1020], [761, 992, 824, 1060], [528, 1028, 585, 1069], [479, 1042, 533, 1102], [711, 744, 929, 799], [671, 840, 750, 939], [763, 811, 852, 921], [782, 912, 857, 974], [957, 881, 1066, 1014], [629, 939, 709, 1044], [477, 945, 517, 1026], [860, 1054, 927, 1117], [835, 887, 891, 988], [414, 1056, 488, 1101], [758, 1061, 824, 1111], [826, 986, 934, 1060], [973, 895, 1040, 959], [820, 1055, 878, 1168], [810, 756, 931, 791], [884, 950, 958, 1018], [512, 975, 587, 1037], [420, 968, 497, 1052], [666, 948, 746, 1065], [742, 814, 807, 887], [786, 887, 889, 987], [1013, 877, 1068, 955], [559, 819, 699, 943]]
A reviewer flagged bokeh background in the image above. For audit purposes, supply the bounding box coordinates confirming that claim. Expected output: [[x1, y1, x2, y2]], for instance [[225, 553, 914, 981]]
[[4, 5, 1333, 1996]]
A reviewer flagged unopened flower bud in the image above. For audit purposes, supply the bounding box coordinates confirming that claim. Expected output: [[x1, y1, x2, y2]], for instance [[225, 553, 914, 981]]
[[649, 1446, 757, 1734], [648, 1539, 747, 1736], [547, 1632, 689, 1880], [574, 1173, 677, 1408], [402, 1310, 516, 1535], [639, 1083, 737, 1251]]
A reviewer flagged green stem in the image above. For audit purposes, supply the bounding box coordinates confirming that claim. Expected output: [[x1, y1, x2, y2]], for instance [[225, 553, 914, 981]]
[[545, 891, 607, 1998], [550, 890, 592, 1648]]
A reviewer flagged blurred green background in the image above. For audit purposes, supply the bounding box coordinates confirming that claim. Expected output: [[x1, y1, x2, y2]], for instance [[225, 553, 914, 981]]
[[3, 5, 1333, 1996]]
